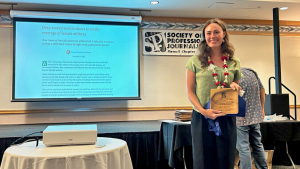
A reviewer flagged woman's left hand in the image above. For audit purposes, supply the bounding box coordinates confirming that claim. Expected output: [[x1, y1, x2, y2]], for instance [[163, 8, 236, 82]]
[[230, 81, 241, 91]]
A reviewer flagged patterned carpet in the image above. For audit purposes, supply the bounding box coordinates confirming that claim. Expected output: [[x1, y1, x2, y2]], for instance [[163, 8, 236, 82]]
[[272, 166, 300, 169]]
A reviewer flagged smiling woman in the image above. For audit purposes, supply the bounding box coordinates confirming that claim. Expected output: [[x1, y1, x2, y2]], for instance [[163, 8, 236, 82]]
[[186, 18, 242, 169]]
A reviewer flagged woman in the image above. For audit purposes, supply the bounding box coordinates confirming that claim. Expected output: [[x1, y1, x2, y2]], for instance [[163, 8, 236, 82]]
[[186, 18, 242, 169]]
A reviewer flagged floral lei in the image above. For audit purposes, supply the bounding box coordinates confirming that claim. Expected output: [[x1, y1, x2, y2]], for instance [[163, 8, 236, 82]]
[[207, 55, 229, 89]]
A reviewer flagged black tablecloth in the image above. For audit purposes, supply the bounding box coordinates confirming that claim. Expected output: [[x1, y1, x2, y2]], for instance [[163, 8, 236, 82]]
[[260, 121, 300, 141], [158, 121, 193, 169], [158, 120, 300, 168], [260, 121, 300, 165]]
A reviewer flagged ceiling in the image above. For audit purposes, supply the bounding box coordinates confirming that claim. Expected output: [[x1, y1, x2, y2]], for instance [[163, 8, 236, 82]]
[[0, 0, 300, 21]]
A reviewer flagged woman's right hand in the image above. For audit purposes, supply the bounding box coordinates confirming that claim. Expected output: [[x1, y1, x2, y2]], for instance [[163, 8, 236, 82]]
[[201, 109, 225, 120]]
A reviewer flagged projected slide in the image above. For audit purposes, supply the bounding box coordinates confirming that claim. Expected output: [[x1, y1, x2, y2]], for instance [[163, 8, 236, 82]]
[[14, 21, 139, 100]]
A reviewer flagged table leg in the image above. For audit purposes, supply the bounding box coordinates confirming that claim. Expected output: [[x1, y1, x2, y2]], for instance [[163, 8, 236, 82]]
[[183, 146, 186, 169], [182, 146, 193, 169], [286, 141, 296, 169]]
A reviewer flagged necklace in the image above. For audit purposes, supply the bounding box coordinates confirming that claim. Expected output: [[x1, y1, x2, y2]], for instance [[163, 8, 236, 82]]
[[207, 55, 229, 89]]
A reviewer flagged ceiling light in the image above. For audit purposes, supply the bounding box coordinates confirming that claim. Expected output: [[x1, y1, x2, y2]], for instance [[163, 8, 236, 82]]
[[280, 7, 288, 10], [150, 1, 159, 4]]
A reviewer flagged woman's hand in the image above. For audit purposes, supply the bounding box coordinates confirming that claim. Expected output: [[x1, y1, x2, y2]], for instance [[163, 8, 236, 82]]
[[230, 81, 242, 91], [201, 109, 225, 120]]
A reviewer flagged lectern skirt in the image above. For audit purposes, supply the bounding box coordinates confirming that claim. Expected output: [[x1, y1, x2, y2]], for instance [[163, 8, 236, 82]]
[[191, 110, 237, 169]]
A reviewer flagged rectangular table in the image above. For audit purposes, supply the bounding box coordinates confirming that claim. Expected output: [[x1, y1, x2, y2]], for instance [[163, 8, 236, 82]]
[[158, 121, 193, 169], [260, 121, 300, 141], [158, 120, 300, 169]]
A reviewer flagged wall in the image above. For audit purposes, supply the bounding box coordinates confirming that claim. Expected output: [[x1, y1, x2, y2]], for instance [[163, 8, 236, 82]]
[[0, 23, 299, 124]]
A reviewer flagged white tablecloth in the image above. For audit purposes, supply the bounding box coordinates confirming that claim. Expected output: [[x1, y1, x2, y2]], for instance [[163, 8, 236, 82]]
[[0, 137, 133, 169]]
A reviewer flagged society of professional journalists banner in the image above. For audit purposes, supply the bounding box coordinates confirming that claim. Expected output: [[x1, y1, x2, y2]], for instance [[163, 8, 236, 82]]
[[143, 29, 201, 56]]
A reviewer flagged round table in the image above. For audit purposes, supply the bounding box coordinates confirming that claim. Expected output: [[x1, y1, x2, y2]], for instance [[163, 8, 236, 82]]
[[0, 137, 133, 169]]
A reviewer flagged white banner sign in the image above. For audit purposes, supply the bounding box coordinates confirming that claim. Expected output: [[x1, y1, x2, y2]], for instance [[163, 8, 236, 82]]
[[143, 29, 202, 56]]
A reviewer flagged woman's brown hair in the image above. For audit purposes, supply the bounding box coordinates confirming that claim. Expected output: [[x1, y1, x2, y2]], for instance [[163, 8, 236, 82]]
[[198, 18, 235, 69]]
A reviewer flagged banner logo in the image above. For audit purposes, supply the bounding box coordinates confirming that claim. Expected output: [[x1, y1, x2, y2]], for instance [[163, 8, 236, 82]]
[[143, 29, 201, 56]]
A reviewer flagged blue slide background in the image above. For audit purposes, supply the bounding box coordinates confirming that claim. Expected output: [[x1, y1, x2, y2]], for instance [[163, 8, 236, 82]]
[[14, 21, 139, 99]]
